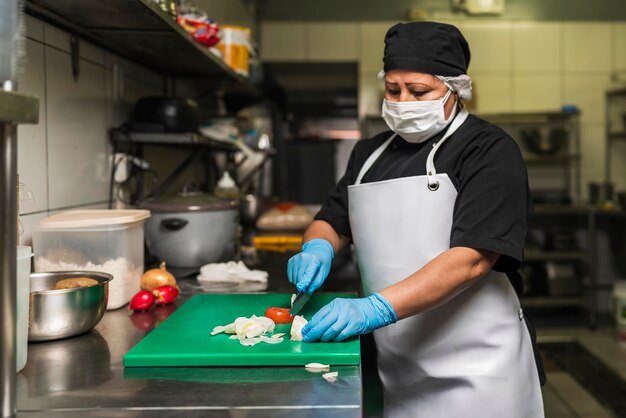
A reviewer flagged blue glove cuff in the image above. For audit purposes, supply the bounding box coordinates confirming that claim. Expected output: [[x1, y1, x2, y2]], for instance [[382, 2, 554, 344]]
[[370, 293, 398, 325], [302, 238, 334, 260]]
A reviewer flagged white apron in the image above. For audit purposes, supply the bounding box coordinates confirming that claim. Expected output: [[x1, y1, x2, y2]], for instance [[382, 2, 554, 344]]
[[348, 108, 544, 418]]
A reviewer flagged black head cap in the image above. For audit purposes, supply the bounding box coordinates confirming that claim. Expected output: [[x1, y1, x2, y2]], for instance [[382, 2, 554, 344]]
[[383, 21, 471, 76]]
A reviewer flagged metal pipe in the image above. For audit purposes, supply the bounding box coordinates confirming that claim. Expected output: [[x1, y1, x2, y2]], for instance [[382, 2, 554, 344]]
[[0, 121, 18, 418]]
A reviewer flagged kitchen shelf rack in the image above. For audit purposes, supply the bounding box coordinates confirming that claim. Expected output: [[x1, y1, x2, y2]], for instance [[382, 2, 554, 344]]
[[522, 205, 598, 327], [479, 110, 582, 204], [25, 0, 281, 109], [605, 88, 626, 185]]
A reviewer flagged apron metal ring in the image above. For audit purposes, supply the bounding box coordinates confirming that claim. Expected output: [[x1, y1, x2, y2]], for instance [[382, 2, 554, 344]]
[[428, 181, 439, 191]]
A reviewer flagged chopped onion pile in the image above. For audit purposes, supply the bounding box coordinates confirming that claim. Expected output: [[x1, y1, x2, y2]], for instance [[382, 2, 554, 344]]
[[290, 315, 308, 341], [211, 315, 283, 346]]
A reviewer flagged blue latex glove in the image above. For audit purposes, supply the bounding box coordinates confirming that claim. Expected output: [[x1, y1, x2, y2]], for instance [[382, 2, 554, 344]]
[[301, 293, 398, 342], [287, 239, 334, 294]]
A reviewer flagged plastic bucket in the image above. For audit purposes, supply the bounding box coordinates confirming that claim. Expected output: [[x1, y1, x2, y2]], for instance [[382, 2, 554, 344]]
[[17, 246, 33, 371], [613, 281, 626, 340], [216, 25, 253, 77]]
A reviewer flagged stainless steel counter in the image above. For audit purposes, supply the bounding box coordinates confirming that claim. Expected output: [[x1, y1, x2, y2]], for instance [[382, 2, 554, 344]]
[[16, 273, 363, 417]]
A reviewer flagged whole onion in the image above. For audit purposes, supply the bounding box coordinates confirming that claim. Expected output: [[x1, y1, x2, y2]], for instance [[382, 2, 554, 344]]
[[140, 261, 177, 291]]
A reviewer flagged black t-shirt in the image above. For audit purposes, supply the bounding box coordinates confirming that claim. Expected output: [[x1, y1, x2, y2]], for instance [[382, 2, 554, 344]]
[[315, 113, 532, 272]]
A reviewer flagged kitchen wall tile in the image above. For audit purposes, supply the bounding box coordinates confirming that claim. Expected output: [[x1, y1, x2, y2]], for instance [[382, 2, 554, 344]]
[[260, 22, 307, 61], [24, 15, 44, 42], [17, 39, 48, 214], [513, 22, 561, 73], [469, 74, 513, 114], [513, 75, 562, 112], [563, 23, 611, 73], [18, 212, 48, 247], [563, 74, 611, 124], [613, 23, 626, 72], [308, 22, 358, 61], [359, 71, 384, 118], [102, 52, 162, 89], [358, 22, 394, 73], [44, 24, 104, 65], [458, 21, 513, 74], [43, 24, 70, 53], [46, 47, 110, 210]]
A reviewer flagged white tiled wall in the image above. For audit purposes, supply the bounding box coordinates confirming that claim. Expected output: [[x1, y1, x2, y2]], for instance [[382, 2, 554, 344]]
[[16, 16, 162, 246]]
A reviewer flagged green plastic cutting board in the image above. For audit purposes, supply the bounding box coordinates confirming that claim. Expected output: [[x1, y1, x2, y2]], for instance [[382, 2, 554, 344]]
[[123, 293, 360, 367]]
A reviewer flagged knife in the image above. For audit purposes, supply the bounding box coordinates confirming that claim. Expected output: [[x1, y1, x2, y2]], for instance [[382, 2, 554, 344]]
[[290, 291, 311, 315]]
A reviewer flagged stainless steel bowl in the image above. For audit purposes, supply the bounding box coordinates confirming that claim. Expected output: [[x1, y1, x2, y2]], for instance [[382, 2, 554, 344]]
[[29, 271, 112, 342]]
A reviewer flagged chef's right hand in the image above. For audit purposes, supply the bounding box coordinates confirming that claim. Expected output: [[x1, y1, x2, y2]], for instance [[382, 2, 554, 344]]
[[287, 239, 334, 294]]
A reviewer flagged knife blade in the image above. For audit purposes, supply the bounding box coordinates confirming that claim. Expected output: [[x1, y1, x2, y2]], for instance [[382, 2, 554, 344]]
[[290, 291, 311, 315]]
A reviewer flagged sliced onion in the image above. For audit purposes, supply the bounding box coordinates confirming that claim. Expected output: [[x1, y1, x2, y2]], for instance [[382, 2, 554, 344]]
[[260, 335, 284, 344], [240, 337, 261, 346], [211, 325, 227, 335], [272, 333, 285, 339], [322, 371, 339, 383], [304, 362, 330, 372], [290, 315, 308, 341]]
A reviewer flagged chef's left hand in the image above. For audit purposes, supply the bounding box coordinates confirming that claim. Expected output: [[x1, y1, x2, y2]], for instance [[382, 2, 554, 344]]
[[301, 293, 397, 342]]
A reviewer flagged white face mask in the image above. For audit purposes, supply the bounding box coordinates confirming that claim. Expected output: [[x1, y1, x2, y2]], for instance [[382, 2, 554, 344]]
[[381, 89, 456, 144]]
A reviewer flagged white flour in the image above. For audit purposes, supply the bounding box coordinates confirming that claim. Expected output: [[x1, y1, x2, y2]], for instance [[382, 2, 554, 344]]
[[36, 257, 142, 310]]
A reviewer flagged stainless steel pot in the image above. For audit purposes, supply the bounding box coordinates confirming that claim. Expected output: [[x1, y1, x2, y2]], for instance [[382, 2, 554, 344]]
[[140, 193, 239, 268]]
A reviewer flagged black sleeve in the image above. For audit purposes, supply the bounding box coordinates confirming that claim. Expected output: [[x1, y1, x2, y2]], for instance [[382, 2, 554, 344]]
[[449, 129, 531, 272], [313, 144, 358, 239]]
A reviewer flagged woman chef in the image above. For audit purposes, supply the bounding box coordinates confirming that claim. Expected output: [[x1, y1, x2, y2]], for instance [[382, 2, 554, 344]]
[[287, 21, 545, 418]]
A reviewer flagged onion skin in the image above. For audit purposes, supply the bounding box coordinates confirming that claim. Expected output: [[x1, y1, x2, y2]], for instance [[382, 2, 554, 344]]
[[153, 285, 179, 305], [129, 290, 156, 311], [140, 261, 177, 291]]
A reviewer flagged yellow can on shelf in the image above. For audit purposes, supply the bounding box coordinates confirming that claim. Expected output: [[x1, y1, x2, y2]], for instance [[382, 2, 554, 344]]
[[216, 25, 253, 77]]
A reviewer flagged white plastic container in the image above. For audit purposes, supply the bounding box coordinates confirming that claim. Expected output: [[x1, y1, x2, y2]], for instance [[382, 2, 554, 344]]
[[32, 210, 150, 310], [613, 280, 626, 340], [17, 246, 33, 372]]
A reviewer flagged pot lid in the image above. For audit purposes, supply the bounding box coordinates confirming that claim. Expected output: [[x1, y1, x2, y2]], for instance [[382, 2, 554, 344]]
[[139, 193, 237, 213]]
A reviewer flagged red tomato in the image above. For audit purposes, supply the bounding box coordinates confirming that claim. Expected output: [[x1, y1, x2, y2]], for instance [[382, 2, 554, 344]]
[[264, 307, 294, 324]]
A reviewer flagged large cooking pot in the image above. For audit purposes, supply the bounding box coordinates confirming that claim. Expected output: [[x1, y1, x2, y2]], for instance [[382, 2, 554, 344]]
[[140, 193, 238, 269]]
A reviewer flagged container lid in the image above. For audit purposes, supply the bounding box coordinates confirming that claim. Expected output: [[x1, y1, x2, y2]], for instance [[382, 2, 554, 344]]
[[38, 210, 151, 229], [139, 193, 237, 213]]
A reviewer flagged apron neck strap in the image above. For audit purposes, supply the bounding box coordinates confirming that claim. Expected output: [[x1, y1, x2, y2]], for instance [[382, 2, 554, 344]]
[[425, 107, 469, 189], [354, 133, 396, 185]]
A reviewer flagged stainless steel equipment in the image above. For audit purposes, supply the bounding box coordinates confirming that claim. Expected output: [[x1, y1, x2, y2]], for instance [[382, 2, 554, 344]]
[[140, 192, 239, 268], [1, 25, 40, 416], [28, 272, 112, 341]]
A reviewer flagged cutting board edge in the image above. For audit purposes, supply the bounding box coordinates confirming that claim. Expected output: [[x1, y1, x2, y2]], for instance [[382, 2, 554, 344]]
[[123, 351, 361, 367]]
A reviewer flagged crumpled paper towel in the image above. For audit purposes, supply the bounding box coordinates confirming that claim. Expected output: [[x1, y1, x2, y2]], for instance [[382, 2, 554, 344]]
[[197, 261, 268, 283]]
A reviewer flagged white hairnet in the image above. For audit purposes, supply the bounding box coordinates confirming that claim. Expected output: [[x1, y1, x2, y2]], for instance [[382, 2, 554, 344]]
[[377, 71, 473, 101], [435, 75, 473, 101]]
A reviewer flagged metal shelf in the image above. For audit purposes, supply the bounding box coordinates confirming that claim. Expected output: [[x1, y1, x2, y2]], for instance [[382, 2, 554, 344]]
[[25, 0, 263, 98], [523, 154, 581, 165], [479, 110, 580, 124], [525, 250, 588, 262], [608, 131, 626, 140], [520, 296, 586, 309], [110, 130, 238, 151], [0, 90, 39, 124]]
